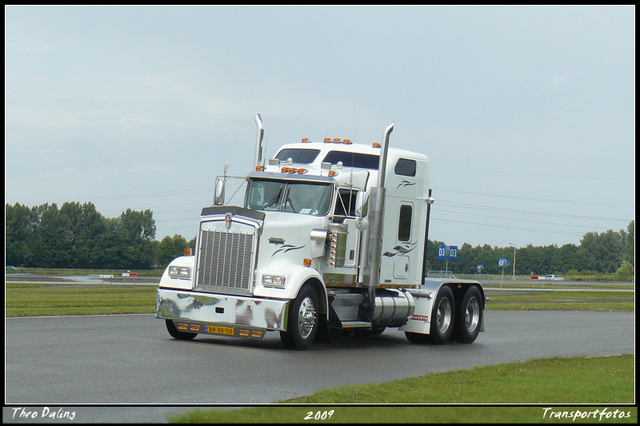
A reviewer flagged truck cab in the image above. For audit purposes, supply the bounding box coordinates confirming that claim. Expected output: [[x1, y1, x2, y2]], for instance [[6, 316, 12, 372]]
[[155, 116, 485, 349]]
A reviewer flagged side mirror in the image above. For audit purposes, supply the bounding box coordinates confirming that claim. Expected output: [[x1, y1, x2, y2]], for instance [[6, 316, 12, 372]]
[[214, 177, 226, 206], [355, 191, 369, 217]]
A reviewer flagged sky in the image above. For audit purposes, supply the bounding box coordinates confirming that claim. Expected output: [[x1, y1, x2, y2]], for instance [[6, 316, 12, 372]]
[[5, 5, 635, 250]]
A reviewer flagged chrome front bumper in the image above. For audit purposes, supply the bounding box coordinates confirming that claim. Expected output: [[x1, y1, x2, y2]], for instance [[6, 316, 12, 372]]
[[156, 288, 289, 335]]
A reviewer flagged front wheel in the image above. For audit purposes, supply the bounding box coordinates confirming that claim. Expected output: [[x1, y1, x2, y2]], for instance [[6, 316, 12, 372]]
[[165, 319, 197, 340], [453, 286, 483, 343], [280, 284, 319, 350]]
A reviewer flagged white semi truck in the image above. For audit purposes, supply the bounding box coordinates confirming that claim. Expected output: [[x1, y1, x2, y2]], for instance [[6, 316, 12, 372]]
[[155, 115, 485, 349]]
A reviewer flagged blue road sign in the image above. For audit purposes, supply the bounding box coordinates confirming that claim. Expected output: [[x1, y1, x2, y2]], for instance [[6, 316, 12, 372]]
[[438, 244, 447, 260], [448, 246, 458, 260], [499, 258, 510, 267]]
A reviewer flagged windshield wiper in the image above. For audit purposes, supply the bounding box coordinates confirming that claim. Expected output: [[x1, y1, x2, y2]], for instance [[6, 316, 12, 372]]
[[264, 186, 284, 209]]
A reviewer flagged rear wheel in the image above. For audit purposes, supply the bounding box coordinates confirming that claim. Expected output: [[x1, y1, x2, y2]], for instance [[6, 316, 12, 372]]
[[453, 286, 483, 343], [280, 284, 319, 350], [427, 285, 455, 345], [165, 319, 197, 340]]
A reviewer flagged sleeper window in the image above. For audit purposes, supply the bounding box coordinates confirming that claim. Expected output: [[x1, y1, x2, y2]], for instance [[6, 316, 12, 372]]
[[398, 205, 412, 241]]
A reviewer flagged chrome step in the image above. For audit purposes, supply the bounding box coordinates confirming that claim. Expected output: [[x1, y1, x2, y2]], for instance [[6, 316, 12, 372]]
[[340, 321, 371, 329]]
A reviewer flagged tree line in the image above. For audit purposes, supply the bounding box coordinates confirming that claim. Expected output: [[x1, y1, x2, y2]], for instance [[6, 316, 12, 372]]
[[426, 220, 634, 277], [5, 202, 634, 276]]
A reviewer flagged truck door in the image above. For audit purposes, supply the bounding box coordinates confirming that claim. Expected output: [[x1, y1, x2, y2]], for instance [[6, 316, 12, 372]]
[[380, 201, 416, 282], [379, 155, 426, 287], [333, 188, 362, 268]]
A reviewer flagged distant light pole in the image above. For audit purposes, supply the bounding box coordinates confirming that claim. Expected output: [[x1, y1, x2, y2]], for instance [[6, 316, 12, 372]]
[[509, 243, 516, 280]]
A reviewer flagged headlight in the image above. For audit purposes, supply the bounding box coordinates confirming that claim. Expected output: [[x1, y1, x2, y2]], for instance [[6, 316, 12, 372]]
[[169, 266, 191, 279], [262, 274, 286, 288]]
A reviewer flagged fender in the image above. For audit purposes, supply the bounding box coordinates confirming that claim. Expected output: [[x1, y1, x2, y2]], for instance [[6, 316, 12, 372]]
[[254, 258, 328, 313], [158, 255, 195, 290]]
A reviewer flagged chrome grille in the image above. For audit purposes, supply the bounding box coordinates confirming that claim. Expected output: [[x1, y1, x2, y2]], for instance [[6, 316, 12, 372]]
[[196, 226, 255, 295]]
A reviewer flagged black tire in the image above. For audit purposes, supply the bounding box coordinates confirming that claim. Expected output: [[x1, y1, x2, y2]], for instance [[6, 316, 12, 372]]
[[280, 284, 319, 350], [427, 285, 455, 345], [165, 319, 197, 340], [453, 286, 483, 344]]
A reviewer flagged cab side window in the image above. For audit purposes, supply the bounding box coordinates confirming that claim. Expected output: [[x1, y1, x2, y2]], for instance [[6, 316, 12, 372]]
[[334, 189, 358, 220], [394, 158, 416, 177]]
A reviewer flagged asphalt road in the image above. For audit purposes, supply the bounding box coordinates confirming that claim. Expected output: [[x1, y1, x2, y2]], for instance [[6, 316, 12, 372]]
[[4, 310, 634, 423]]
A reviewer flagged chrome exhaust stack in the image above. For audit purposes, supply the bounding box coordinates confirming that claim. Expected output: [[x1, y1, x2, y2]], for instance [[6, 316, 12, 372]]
[[254, 114, 264, 168], [362, 122, 394, 320]]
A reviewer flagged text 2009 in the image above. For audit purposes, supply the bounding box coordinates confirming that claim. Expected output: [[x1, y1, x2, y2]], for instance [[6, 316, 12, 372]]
[[304, 410, 334, 421]]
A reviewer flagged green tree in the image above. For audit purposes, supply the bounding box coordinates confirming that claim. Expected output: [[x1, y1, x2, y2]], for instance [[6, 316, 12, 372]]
[[5, 203, 35, 266], [104, 209, 157, 269], [33, 203, 75, 268], [578, 230, 625, 273], [156, 234, 189, 267], [623, 220, 634, 267], [56, 202, 107, 268]]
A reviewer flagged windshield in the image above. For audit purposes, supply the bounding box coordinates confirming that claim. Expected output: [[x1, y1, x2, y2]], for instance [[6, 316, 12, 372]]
[[245, 179, 332, 216]]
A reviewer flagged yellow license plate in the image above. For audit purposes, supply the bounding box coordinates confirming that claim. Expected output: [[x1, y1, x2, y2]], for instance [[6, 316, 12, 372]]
[[207, 325, 234, 336]]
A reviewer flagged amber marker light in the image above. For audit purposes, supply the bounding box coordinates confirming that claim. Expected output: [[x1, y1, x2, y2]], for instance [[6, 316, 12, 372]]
[[303, 258, 312, 267]]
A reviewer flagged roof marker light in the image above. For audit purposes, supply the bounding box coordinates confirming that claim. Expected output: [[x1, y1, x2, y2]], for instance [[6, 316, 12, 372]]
[[324, 138, 331, 143], [372, 142, 381, 148], [301, 138, 309, 143], [343, 139, 352, 144], [333, 138, 341, 143]]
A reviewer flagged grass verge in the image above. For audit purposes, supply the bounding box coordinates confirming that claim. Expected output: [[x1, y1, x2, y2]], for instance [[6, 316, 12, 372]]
[[5, 283, 634, 317], [5, 282, 157, 317], [484, 290, 634, 311], [167, 355, 635, 423]]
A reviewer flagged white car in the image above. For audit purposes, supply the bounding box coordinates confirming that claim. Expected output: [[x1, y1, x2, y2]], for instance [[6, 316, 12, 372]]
[[545, 274, 564, 281]]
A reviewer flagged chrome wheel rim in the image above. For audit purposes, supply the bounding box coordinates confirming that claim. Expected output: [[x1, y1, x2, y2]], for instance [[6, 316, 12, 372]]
[[465, 297, 480, 333], [297, 296, 317, 339], [436, 297, 452, 334]]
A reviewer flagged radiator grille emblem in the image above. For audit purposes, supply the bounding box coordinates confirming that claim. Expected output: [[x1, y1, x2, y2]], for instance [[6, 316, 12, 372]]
[[225, 213, 232, 229]]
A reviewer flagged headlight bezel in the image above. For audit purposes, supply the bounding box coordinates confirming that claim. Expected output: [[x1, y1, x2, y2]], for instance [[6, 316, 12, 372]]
[[168, 266, 191, 279], [262, 274, 286, 288]]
